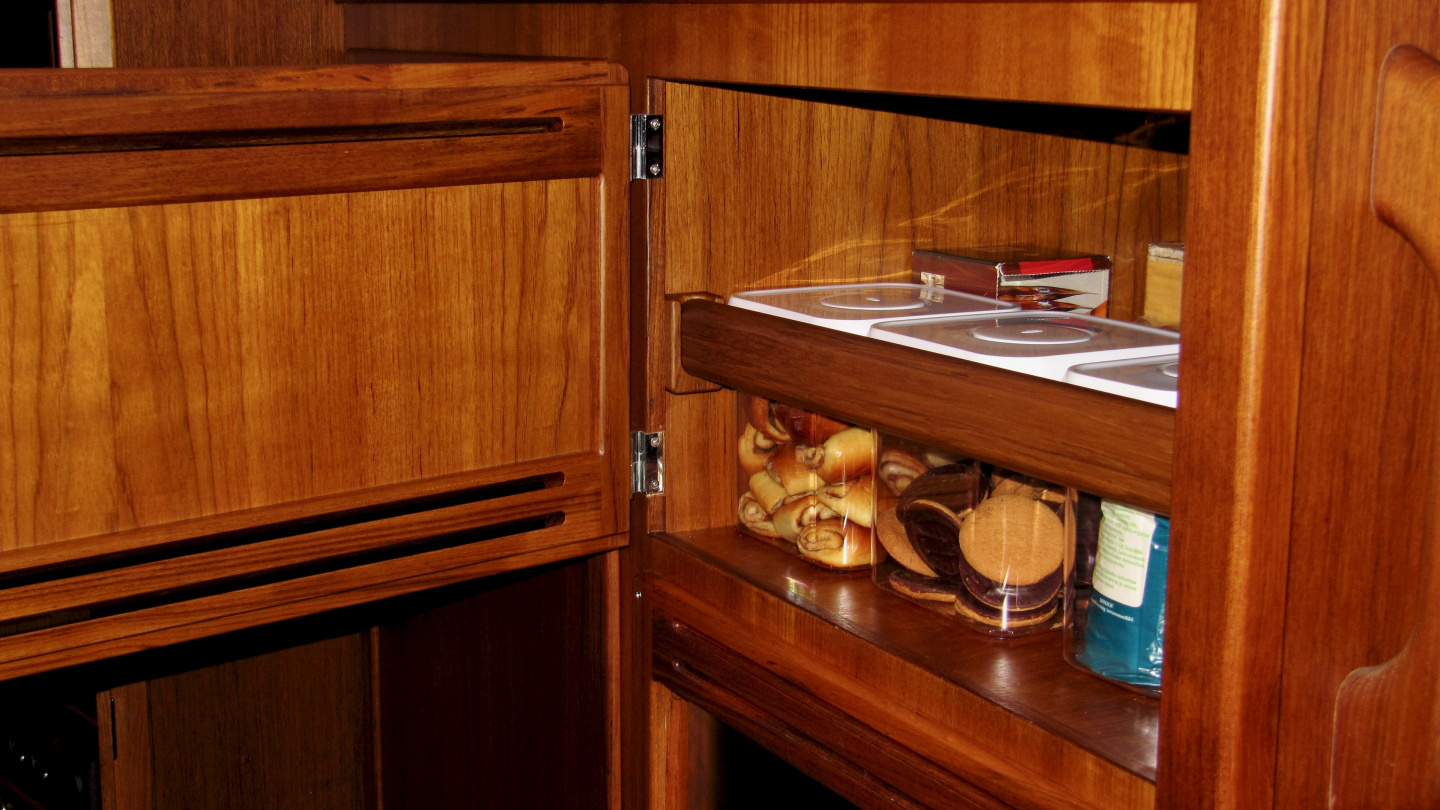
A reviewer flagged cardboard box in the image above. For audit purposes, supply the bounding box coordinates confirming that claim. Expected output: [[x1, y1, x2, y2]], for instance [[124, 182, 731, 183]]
[[912, 247, 1112, 316]]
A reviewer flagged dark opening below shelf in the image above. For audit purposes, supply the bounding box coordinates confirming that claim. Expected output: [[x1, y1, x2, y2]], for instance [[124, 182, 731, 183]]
[[654, 527, 1160, 783]]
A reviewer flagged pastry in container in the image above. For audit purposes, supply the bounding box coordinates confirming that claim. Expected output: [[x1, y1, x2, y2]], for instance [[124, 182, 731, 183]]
[[736, 393, 875, 570], [1063, 498, 1168, 695], [872, 435, 1073, 636]]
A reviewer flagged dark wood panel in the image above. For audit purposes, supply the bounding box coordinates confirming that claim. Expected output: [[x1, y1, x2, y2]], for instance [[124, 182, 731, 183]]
[[343, 3, 1195, 111], [653, 611, 1008, 810], [375, 559, 609, 810], [646, 529, 1155, 809], [113, 0, 344, 67], [144, 632, 375, 810], [680, 301, 1173, 513]]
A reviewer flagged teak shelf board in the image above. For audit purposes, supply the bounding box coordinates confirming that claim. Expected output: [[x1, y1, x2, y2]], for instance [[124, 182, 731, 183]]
[[653, 528, 1160, 784], [679, 300, 1174, 513]]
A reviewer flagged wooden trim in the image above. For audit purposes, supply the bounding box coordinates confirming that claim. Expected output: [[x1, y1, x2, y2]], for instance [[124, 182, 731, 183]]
[[0, 452, 602, 581], [653, 612, 1007, 810], [0, 531, 626, 681], [679, 300, 1174, 513]]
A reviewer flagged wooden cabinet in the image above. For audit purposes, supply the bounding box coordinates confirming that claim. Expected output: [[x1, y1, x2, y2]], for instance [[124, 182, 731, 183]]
[[6, 0, 1440, 806], [0, 62, 632, 679]]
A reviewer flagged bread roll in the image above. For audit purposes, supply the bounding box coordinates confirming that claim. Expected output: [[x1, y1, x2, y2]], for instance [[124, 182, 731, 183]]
[[748, 470, 787, 513], [806, 427, 875, 483], [816, 475, 875, 528], [772, 494, 837, 542], [769, 445, 822, 495], [737, 492, 781, 538], [878, 450, 928, 496], [745, 395, 791, 444], [773, 404, 850, 445], [738, 424, 776, 476], [797, 520, 872, 568]]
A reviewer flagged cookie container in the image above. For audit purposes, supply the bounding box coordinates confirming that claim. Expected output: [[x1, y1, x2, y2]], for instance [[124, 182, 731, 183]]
[[869, 312, 1180, 381], [1065, 354, 1179, 408], [871, 434, 1074, 637], [736, 392, 876, 570], [1063, 499, 1168, 695], [726, 283, 1015, 336]]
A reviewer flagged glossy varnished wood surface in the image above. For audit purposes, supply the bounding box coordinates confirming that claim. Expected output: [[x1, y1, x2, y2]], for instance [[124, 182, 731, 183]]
[[653, 612, 1004, 810], [650, 80, 1183, 533], [681, 301, 1174, 513], [1330, 45, 1440, 807], [0, 182, 598, 550], [646, 529, 1157, 808], [0, 65, 619, 212], [344, 3, 1196, 111], [1155, 0, 1327, 802]]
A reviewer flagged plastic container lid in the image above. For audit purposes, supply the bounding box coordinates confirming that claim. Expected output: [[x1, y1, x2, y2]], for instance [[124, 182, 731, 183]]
[[727, 283, 1016, 336], [868, 312, 1180, 381], [1065, 354, 1179, 408]]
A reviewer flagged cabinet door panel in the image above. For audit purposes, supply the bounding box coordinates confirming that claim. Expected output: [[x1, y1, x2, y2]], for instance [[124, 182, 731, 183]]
[[2, 181, 598, 548], [0, 63, 629, 678]]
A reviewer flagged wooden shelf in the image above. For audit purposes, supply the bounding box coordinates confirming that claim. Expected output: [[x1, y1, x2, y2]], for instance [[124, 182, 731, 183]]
[[679, 299, 1174, 513], [651, 528, 1160, 786]]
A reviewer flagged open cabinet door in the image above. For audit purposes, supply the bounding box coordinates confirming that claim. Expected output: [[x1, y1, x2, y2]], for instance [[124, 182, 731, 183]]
[[0, 62, 630, 678]]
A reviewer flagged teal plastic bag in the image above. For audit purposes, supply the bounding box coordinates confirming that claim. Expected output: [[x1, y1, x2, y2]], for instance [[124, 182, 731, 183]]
[[1076, 502, 1168, 689]]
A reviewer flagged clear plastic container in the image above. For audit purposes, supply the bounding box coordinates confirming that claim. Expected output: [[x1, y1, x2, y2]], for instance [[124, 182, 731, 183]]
[[736, 393, 875, 570], [871, 434, 1074, 637], [1063, 498, 1168, 695], [1065, 354, 1179, 408], [727, 283, 1016, 335], [868, 312, 1180, 381]]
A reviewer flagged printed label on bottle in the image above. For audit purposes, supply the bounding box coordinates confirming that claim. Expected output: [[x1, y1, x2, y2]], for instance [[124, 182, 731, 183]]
[[1091, 502, 1156, 608]]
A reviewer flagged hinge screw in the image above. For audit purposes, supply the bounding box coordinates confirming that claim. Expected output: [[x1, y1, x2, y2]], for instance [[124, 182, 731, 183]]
[[648, 480, 660, 492], [649, 434, 661, 447], [648, 163, 662, 177], [635, 591, 643, 599], [648, 117, 662, 131]]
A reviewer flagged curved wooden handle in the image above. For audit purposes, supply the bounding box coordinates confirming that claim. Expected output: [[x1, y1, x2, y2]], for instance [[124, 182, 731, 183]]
[[1331, 45, 1440, 808]]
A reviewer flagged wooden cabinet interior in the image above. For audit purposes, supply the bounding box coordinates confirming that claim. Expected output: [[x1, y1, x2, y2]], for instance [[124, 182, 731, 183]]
[[646, 78, 1185, 526], [85, 555, 611, 810]]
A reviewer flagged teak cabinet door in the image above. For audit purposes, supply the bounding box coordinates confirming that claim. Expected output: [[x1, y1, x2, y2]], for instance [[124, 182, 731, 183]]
[[0, 62, 630, 678]]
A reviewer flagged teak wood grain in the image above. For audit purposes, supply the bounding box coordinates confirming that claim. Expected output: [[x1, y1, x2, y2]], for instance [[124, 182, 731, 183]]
[[1328, 45, 1440, 809], [680, 301, 1174, 513], [0, 68, 615, 213], [141, 633, 376, 810], [652, 612, 1006, 810], [644, 530, 1155, 810], [343, 3, 1196, 111], [0, 182, 601, 549]]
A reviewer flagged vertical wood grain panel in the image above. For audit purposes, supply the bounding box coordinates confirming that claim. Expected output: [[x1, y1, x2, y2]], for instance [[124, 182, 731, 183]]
[[0, 181, 601, 551], [145, 632, 374, 810], [1273, 7, 1440, 810], [113, 0, 344, 67], [651, 83, 1186, 533]]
